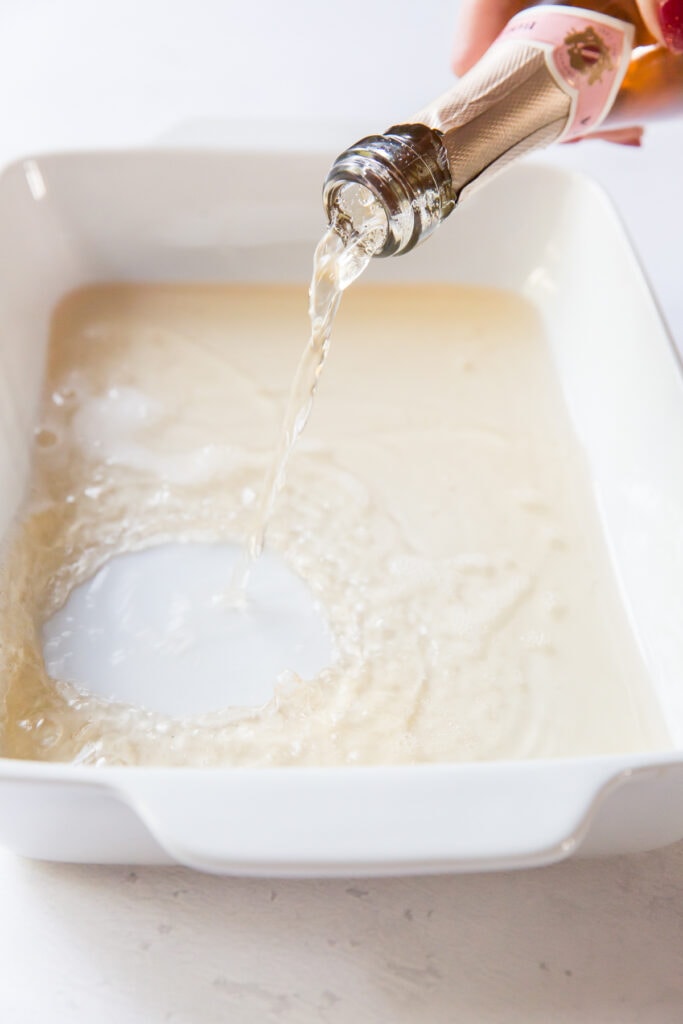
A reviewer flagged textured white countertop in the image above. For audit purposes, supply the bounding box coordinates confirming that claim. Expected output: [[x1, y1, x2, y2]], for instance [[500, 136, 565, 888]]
[[1, 2, 682, 1021]]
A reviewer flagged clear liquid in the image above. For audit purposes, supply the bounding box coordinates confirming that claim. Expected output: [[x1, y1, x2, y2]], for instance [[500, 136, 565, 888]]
[[230, 186, 388, 598]]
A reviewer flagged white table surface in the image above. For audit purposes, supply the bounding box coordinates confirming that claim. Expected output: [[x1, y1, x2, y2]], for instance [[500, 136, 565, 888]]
[[1, 2, 682, 1021]]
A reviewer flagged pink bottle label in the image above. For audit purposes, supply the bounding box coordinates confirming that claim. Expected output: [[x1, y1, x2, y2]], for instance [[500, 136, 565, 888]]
[[499, 5, 634, 138]]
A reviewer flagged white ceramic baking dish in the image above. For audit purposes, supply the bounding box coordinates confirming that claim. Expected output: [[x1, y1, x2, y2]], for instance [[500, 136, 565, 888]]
[[0, 150, 682, 875]]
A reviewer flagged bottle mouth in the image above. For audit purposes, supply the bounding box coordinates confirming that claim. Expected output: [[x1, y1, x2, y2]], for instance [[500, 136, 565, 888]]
[[324, 181, 390, 258], [323, 124, 455, 257]]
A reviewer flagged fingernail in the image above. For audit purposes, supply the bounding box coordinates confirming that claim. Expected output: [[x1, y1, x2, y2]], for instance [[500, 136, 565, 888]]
[[659, 0, 683, 53]]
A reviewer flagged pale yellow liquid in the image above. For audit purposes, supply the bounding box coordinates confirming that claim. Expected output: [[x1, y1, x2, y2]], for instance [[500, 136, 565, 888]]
[[232, 219, 382, 595], [0, 283, 667, 766]]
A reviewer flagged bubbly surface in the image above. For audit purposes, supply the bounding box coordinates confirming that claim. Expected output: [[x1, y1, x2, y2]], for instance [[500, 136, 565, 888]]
[[0, 283, 666, 766]]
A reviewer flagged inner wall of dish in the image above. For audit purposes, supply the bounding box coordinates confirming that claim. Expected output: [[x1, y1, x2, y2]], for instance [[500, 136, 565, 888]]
[[0, 152, 681, 757]]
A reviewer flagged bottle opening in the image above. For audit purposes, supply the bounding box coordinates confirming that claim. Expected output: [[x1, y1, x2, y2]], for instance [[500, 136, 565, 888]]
[[323, 125, 455, 257], [326, 181, 389, 256]]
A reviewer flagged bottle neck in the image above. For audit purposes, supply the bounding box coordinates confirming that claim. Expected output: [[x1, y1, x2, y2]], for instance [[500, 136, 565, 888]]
[[414, 36, 574, 202], [322, 125, 454, 257], [531, 0, 656, 44], [324, 3, 642, 256]]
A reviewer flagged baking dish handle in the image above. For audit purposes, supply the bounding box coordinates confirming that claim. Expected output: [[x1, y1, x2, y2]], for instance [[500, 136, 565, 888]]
[[117, 757, 683, 875]]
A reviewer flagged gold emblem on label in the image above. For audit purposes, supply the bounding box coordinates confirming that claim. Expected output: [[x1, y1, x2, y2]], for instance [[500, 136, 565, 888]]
[[564, 26, 614, 84]]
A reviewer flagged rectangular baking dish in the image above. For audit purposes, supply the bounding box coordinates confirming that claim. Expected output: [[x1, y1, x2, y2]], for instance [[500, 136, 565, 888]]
[[0, 150, 682, 875]]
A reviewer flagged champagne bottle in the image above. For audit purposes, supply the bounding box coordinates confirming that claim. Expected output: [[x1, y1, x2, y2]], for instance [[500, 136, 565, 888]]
[[323, 1, 683, 256]]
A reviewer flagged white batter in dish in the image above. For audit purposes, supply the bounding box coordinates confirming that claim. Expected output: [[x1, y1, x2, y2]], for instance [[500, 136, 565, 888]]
[[0, 283, 666, 765]]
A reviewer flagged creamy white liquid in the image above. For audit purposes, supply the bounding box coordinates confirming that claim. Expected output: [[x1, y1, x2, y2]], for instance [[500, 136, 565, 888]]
[[0, 283, 667, 766]]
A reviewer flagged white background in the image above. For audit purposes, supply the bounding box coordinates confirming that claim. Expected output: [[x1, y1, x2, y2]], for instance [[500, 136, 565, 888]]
[[1, 2, 682, 1021]]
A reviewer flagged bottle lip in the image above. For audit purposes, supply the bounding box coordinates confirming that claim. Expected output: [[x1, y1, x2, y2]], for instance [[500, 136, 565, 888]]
[[323, 124, 455, 257]]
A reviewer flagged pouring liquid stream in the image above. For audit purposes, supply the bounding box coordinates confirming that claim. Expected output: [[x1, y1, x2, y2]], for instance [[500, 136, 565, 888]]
[[229, 185, 388, 600]]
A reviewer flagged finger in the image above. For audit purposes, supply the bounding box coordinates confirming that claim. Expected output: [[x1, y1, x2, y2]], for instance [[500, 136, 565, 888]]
[[608, 45, 683, 123], [451, 0, 525, 75], [637, 0, 683, 52], [565, 125, 645, 145]]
